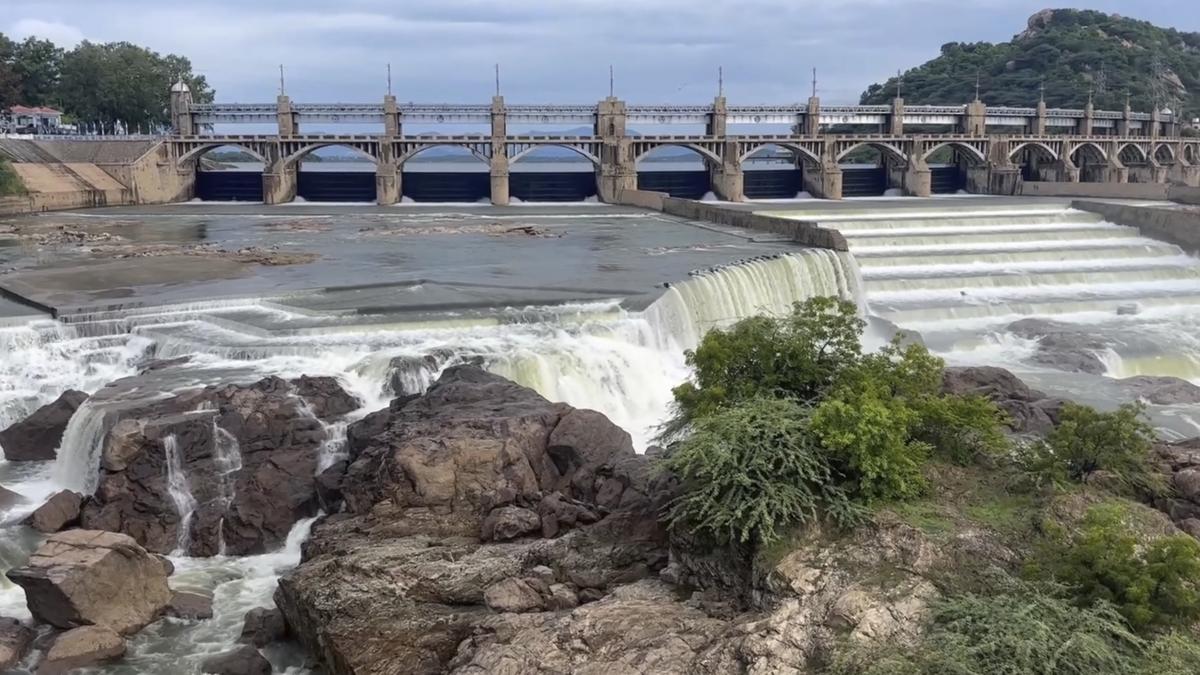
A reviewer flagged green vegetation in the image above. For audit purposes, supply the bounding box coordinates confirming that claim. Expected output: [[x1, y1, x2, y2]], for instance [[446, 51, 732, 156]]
[[0, 33, 212, 129], [0, 156, 23, 196], [1022, 402, 1162, 496], [659, 297, 1008, 548], [1030, 503, 1200, 632], [860, 9, 1200, 116], [829, 582, 1200, 675]]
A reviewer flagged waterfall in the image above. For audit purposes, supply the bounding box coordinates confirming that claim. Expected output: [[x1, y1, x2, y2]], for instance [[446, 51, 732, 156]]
[[163, 434, 198, 555], [642, 249, 865, 352], [211, 422, 243, 555], [50, 400, 111, 494]]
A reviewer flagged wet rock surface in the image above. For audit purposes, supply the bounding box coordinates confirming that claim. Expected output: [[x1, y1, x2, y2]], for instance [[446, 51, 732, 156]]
[[5, 530, 170, 635], [0, 390, 88, 461], [37, 625, 126, 674], [239, 607, 286, 647], [1118, 375, 1200, 405], [1007, 318, 1110, 375], [167, 590, 215, 620], [0, 617, 33, 670], [79, 374, 359, 556], [25, 490, 82, 533], [201, 644, 272, 675]]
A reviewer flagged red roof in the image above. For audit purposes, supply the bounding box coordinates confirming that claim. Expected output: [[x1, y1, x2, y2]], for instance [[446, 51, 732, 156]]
[[7, 106, 63, 116]]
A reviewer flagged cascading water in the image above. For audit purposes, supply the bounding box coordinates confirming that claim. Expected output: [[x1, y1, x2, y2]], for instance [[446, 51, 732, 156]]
[[0, 246, 863, 673], [163, 434, 198, 555], [212, 422, 243, 555]]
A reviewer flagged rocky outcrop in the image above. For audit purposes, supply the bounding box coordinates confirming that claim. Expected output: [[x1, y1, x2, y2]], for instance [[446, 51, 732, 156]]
[[1118, 375, 1200, 405], [79, 375, 359, 556], [275, 366, 672, 675], [0, 390, 88, 461], [5, 530, 170, 635], [26, 490, 82, 533], [239, 607, 286, 647], [1153, 439, 1200, 533], [1007, 318, 1109, 375], [37, 626, 125, 674], [201, 645, 272, 675], [942, 366, 1065, 435], [0, 617, 33, 670]]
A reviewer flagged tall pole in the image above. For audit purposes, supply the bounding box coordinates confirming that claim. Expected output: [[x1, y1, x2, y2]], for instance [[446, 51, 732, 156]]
[[387, 63, 392, 96], [609, 65, 614, 98], [279, 65, 285, 96], [495, 63, 501, 97], [811, 67, 817, 98], [718, 66, 723, 97], [896, 69, 902, 99], [974, 70, 981, 102]]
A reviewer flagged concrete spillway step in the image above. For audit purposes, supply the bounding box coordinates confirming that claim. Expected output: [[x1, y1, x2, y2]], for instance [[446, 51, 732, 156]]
[[868, 277, 1200, 307], [859, 255, 1197, 280], [875, 293, 1200, 326], [837, 221, 1128, 237], [864, 266, 1200, 294], [853, 242, 1181, 267], [820, 211, 1104, 231], [845, 226, 1138, 248]]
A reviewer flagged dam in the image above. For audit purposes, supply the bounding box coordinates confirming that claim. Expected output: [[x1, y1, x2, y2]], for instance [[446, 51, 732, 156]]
[[2, 194, 1200, 671]]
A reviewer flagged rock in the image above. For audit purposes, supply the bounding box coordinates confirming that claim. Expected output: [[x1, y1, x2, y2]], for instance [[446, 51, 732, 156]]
[[167, 590, 214, 620], [1175, 468, 1200, 502], [1119, 375, 1200, 405], [138, 356, 191, 374], [480, 505, 541, 541], [25, 490, 82, 533], [1007, 318, 1108, 375], [0, 485, 24, 510], [239, 607, 286, 647], [545, 583, 579, 610], [156, 554, 175, 577], [315, 460, 347, 512], [37, 626, 125, 674], [0, 617, 33, 670], [0, 390, 88, 462], [1178, 518, 1200, 540], [79, 375, 356, 556], [483, 577, 545, 613], [386, 354, 441, 396], [200, 645, 271, 675], [275, 367, 673, 675], [291, 375, 359, 420], [942, 366, 1063, 435], [6, 530, 170, 635]]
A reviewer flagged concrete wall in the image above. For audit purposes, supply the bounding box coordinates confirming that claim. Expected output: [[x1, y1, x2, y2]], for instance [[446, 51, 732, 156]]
[[1171, 185, 1200, 205], [1074, 199, 1200, 251], [1019, 181, 1170, 199], [617, 188, 847, 251]]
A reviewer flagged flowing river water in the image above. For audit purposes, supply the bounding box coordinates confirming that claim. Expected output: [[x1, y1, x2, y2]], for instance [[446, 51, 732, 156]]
[[0, 199, 1197, 672]]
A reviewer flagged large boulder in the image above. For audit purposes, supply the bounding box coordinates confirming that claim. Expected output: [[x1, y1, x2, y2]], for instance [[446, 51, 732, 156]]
[[36, 625, 125, 674], [1119, 375, 1200, 405], [1007, 318, 1109, 375], [0, 617, 33, 670], [942, 366, 1065, 435], [79, 375, 359, 556], [25, 490, 82, 533], [239, 607, 286, 647], [167, 590, 214, 620], [0, 390, 88, 462], [5, 530, 170, 635], [276, 366, 671, 675], [200, 645, 271, 675]]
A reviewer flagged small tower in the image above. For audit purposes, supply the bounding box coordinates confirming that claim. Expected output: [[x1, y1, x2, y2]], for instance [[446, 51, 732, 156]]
[[170, 80, 194, 136]]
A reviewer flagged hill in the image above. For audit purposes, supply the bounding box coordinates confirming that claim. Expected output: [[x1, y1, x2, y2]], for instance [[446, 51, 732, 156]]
[[860, 9, 1200, 117]]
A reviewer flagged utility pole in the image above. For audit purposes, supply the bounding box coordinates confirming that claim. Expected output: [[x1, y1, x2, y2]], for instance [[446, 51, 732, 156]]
[[718, 66, 723, 97], [279, 65, 286, 96], [811, 67, 818, 98], [896, 69, 903, 99], [609, 65, 614, 98], [495, 63, 501, 97], [387, 63, 392, 96], [974, 70, 981, 102]]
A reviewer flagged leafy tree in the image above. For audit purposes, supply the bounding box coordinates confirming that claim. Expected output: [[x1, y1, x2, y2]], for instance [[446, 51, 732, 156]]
[[0, 156, 25, 196], [12, 37, 62, 106], [1023, 402, 1159, 495], [0, 34, 20, 110], [660, 397, 863, 549], [1030, 503, 1200, 632], [57, 41, 213, 129]]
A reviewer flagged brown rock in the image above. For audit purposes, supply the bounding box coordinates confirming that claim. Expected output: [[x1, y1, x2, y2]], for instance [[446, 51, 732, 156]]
[[167, 590, 214, 620], [1178, 518, 1200, 540], [483, 577, 545, 613], [481, 506, 541, 542], [200, 644, 271, 675], [239, 607, 286, 647], [6, 530, 170, 635], [545, 583, 579, 610], [1175, 468, 1200, 502], [291, 375, 359, 420], [25, 490, 82, 533], [0, 617, 33, 670], [0, 485, 24, 510], [37, 626, 125, 674], [0, 390, 88, 462]]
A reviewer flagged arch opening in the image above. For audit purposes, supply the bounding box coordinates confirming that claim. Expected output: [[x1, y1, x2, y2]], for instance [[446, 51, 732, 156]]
[[509, 145, 598, 202], [636, 144, 714, 199], [1071, 143, 1109, 183], [1011, 142, 1058, 182], [924, 143, 983, 194], [1154, 143, 1175, 165], [837, 144, 893, 197], [401, 145, 490, 204], [741, 144, 806, 200], [295, 144, 379, 203], [192, 144, 265, 202]]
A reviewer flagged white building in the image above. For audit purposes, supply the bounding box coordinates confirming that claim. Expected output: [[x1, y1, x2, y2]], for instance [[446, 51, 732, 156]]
[[3, 105, 64, 131]]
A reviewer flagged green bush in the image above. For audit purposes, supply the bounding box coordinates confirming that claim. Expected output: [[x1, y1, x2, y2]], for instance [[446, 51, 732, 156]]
[[1030, 503, 1200, 632], [659, 397, 863, 548], [827, 585, 1144, 675], [0, 157, 24, 197], [1023, 402, 1159, 494]]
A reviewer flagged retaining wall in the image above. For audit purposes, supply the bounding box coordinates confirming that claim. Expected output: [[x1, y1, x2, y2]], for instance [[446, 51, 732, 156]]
[[1019, 181, 1170, 199], [1074, 199, 1200, 251], [1172, 186, 1200, 205], [617, 188, 847, 251]]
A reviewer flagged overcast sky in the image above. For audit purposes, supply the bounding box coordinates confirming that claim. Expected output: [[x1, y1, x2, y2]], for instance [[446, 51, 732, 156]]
[[6, 1, 1199, 105]]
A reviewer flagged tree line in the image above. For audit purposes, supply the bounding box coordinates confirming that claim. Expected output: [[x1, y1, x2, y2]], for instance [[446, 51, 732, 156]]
[[0, 33, 213, 131]]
